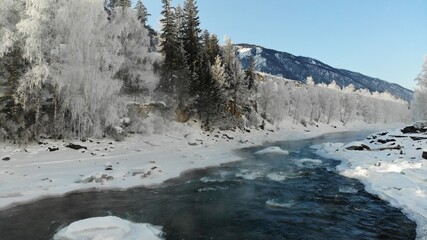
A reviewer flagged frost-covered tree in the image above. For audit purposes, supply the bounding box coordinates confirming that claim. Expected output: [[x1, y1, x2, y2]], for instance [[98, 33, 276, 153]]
[[412, 56, 427, 121], [108, 0, 130, 9], [0, 0, 22, 57], [254, 74, 409, 127], [52, 0, 125, 138], [109, 7, 158, 95], [211, 55, 225, 85], [222, 37, 246, 116], [13, 0, 58, 136], [0, 0, 163, 141], [258, 79, 277, 120]]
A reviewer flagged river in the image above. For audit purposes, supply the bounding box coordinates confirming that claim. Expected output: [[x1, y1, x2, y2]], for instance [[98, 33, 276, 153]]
[[0, 131, 416, 239]]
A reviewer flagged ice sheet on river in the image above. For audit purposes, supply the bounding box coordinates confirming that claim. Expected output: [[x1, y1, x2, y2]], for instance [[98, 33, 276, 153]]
[[53, 216, 163, 240]]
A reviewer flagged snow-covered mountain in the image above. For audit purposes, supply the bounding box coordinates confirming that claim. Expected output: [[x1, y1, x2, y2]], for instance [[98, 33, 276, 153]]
[[236, 44, 413, 102]]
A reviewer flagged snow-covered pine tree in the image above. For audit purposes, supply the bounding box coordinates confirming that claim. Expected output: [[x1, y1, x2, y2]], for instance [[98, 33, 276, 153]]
[[172, 4, 191, 109], [245, 56, 256, 90], [203, 30, 220, 64], [182, 0, 202, 95], [158, 0, 179, 93], [116, 0, 131, 8], [222, 37, 246, 117], [175, 42, 191, 110], [412, 56, 427, 121], [135, 0, 149, 26], [195, 50, 224, 128], [174, 4, 185, 48]]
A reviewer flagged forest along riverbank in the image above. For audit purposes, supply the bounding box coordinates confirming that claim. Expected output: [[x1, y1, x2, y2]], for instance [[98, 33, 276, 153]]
[[0, 121, 398, 211], [316, 122, 427, 240], [0, 131, 416, 240]]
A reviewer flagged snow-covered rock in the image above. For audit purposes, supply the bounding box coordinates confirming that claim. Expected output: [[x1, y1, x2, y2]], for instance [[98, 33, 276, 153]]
[[105, 162, 113, 171], [414, 121, 427, 130], [77, 172, 114, 184], [254, 146, 289, 155], [53, 216, 163, 240], [185, 132, 203, 146], [130, 164, 163, 178]]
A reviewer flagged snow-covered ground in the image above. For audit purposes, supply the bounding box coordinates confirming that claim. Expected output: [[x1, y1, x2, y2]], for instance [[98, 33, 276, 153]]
[[317, 124, 427, 239]]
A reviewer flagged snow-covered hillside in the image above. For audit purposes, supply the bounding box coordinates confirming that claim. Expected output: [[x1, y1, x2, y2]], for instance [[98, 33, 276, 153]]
[[236, 44, 413, 102]]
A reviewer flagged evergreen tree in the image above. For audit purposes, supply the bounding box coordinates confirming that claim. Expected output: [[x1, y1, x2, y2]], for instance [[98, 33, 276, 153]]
[[158, 0, 178, 93], [107, 0, 130, 11], [0, 46, 29, 142], [182, 0, 202, 95], [175, 42, 191, 109], [202, 30, 221, 64], [245, 56, 256, 90], [135, 0, 149, 26], [208, 34, 221, 64], [174, 4, 185, 42], [195, 50, 224, 127], [222, 37, 246, 116]]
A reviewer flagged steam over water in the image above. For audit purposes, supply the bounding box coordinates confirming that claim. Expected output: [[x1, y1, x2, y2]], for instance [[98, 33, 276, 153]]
[[0, 132, 416, 239]]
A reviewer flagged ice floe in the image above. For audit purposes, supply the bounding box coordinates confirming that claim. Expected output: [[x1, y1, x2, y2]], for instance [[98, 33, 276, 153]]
[[254, 146, 289, 156], [266, 199, 295, 208], [53, 216, 163, 240]]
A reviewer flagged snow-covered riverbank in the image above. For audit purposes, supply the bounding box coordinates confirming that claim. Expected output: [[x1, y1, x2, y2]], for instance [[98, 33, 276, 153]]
[[317, 123, 427, 240], [0, 120, 398, 212]]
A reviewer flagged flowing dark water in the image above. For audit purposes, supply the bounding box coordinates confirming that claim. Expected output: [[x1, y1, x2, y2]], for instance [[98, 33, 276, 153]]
[[0, 131, 416, 240]]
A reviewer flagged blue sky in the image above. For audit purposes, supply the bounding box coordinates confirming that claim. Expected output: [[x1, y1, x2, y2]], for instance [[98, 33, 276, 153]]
[[134, 0, 427, 90]]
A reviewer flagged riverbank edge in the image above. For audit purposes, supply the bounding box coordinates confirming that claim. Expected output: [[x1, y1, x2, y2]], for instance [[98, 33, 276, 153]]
[[316, 127, 427, 240]]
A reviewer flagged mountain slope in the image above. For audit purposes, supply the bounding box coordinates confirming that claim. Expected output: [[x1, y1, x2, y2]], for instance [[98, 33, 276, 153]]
[[236, 44, 413, 102]]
